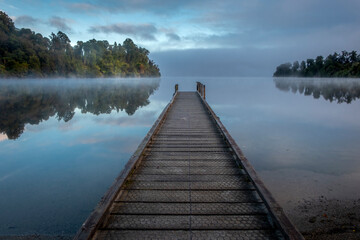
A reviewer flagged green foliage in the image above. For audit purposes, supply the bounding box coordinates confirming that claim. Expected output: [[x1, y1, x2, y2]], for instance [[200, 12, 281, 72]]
[[274, 50, 360, 78], [0, 11, 160, 78], [274, 63, 292, 76]]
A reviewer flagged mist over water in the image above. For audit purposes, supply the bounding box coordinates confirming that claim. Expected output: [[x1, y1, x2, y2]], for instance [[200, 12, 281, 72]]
[[0, 77, 360, 236], [0, 78, 160, 139]]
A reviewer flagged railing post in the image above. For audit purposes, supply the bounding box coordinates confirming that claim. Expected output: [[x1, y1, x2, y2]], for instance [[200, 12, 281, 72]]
[[174, 84, 178, 95], [203, 85, 206, 99], [196, 82, 206, 99]]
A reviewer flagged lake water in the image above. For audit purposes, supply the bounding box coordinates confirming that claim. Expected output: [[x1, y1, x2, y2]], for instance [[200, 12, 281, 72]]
[[1, 77, 360, 237]]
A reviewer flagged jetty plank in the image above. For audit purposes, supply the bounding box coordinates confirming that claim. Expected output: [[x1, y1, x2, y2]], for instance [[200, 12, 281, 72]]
[[74, 85, 303, 240]]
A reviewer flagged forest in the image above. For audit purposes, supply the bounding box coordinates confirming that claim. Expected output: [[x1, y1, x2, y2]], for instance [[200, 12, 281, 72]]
[[273, 51, 360, 78], [0, 11, 160, 78]]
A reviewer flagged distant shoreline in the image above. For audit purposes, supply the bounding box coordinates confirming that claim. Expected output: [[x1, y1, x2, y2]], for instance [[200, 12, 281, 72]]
[[274, 50, 360, 78]]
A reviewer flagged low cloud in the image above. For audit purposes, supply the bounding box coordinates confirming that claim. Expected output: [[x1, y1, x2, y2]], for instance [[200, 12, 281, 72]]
[[14, 15, 41, 26], [67, 3, 97, 12], [166, 33, 181, 41], [151, 48, 291, 77], [89, 23, 158, 41], [49, 16, 72, 32], [11, 15, 74, 33], [66, 0, 196, 14]]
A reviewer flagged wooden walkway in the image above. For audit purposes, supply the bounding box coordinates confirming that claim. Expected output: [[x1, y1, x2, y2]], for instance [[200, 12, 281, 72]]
[[75, 83, 303, 240]]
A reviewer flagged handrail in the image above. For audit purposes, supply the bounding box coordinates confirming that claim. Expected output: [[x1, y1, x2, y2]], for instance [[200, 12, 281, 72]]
[[195, 82, 304, 240]]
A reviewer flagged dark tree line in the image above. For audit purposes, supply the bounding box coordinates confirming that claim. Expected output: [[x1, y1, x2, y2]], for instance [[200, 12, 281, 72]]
[[273, 51, 360, 78], [0, 79, 160, 139], [0, 11, 160, 78]]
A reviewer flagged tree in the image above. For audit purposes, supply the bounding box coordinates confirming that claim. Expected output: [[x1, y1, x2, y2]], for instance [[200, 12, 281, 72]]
[[0, 11, 160, 78], [273, 63, 292, 77], [292, 61, 299, 75], [0, 11, 15, 34], [274, 51, 360, 78]]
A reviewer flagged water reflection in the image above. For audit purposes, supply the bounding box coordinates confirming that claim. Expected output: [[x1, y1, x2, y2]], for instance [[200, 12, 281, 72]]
[[274, 78, 360, 103], [0, 79, 160, 139]]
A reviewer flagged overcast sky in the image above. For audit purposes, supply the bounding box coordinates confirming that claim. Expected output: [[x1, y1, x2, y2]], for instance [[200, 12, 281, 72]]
[[1, 0, 360, 76]]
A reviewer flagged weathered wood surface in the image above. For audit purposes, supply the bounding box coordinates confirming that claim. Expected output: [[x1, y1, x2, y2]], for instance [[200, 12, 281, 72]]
[[75, 89, 303, 240]]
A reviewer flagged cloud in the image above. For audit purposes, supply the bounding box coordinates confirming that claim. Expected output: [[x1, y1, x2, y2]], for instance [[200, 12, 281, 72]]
[[67, 3, 97, 12], [65, 0, 360, 54], [66, 0, 196, 14], [4, 0, 360, 77], [88, 23, 158, 41], [49, 16, 72, 32], [166, 33, 181, 41], [151, 33, 360, 77], [9, 14, 74, 34], [14, 15, 41, 26], [190, 0, 360, 32]]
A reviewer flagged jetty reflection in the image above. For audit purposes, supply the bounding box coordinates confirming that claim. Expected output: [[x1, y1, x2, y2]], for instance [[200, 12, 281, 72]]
[[0, 79, 160, 140], [274, 78, 360, 103]]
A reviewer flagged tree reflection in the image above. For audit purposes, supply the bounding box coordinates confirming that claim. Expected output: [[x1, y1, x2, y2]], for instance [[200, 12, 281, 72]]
[[0, 79, 160, 139], [274, 78, 360, 104]]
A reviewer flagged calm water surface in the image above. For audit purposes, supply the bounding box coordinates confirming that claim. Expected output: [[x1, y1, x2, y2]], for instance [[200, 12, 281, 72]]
[[0, 77, 360, 236]]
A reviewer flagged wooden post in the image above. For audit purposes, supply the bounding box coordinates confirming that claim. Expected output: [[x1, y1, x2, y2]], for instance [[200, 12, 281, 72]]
[[203, 85, 206, 99], [175, 84, 178, 94], [196, 82, 206, 99]]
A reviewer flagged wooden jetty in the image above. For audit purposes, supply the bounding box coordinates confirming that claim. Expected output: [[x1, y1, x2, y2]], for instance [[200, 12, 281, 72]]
[[75, 82, 304, 240]]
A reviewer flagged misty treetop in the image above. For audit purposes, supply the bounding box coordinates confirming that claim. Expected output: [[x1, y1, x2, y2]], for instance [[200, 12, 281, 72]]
[[273, 51, 360, 78], [0, 11, 160, 78]]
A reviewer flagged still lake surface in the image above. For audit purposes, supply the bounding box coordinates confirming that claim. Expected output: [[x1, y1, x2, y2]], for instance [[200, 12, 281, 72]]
[[0, 77, 360, 236]]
